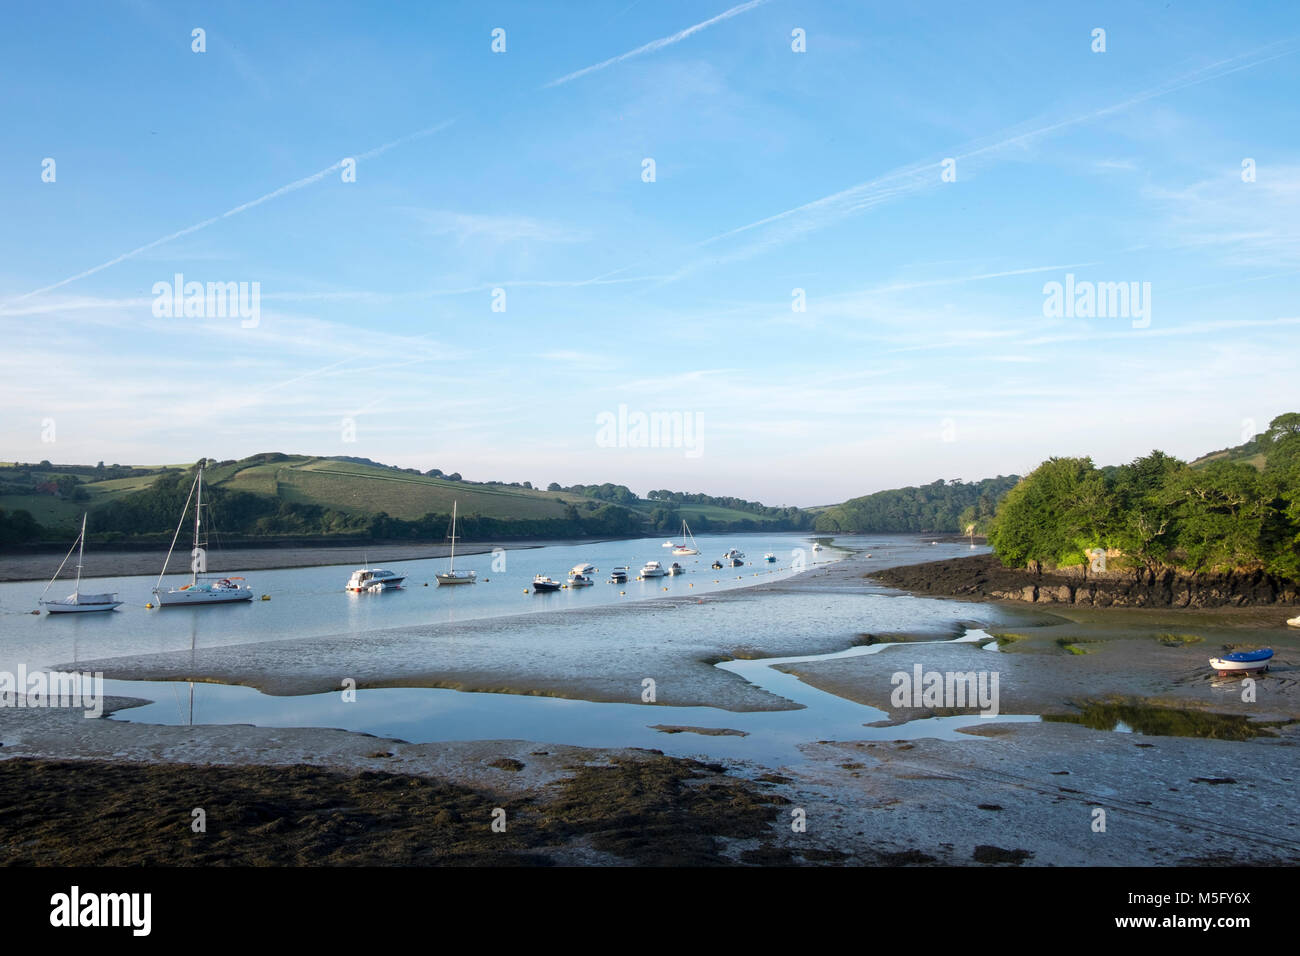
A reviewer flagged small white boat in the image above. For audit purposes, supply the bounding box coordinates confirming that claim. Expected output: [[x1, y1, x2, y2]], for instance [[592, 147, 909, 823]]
[[532, 575, 561, 592], [764, 552, 776, 563], [1287, 616, 1300, 627], [668, 562, 685, 575], [570, 573, 594, 587], [347, 568, 406, 592], [662, 540, 676, 548], [569, 563, 596, 577], [435, 501, 476, 585], [39, 514, 121, 614], [672, 521, 699, 555], [812, 542, 823, 552], [641, 560, 667, 578], [722, 549, 745, 567], [153, 465, 254, 607]]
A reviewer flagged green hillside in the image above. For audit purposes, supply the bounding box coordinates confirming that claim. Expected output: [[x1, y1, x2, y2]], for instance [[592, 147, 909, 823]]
[[0, 453, 806, 545]]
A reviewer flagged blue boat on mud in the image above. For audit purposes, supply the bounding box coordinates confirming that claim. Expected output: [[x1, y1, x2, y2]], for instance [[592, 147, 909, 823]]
[[1208, 648, 1273, 675]]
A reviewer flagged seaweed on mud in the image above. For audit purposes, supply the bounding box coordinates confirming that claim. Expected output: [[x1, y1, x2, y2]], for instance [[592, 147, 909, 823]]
[[1045, 699, 1293, 740]]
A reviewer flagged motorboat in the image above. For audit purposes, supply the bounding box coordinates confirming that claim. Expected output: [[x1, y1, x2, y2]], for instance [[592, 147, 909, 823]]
[[812, 542, 823, 552], [1287, 615, 1300, 627], [661, 540, 676, 548], [668, 562, 685, 575], [153, 464, 254, 607], [569, 563, 596, 577], [532, 575, 561, 592], [711, 560, 723, 570], [38, 513, 122, 613], [1209, 648, 1273, 675], [640, 560, 667, 578], [435, 501, 476, 585], [346, 567, 406, 592], [722, 549, 745, 567], [764, 552, 776, 563], [608, 567, 629, 583], [570, 573, 594, 587]]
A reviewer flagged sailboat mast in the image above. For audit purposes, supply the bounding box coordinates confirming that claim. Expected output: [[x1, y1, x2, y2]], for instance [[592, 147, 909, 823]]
[[192, 465, 203, 586], [74, 512, 86, 596], [449, 500, 457, 571]]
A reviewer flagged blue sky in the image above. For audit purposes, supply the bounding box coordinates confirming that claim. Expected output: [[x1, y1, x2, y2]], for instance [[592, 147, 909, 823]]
[[2, 0, 1299, 506]]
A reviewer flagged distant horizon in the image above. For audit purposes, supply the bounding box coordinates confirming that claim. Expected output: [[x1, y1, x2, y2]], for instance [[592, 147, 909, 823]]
[[4, 1, 1298, 505]]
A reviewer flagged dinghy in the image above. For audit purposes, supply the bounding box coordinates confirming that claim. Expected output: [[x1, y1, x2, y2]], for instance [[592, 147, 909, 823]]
[[1208, 648, 1273, 675]]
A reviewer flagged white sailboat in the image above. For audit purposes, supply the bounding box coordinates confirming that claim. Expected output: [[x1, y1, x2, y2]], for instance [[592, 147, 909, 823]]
[[152, 464, 254, 607], [671, 520, 699, 555], [38, 513, 121, 613], [435, 500, 476, 585]]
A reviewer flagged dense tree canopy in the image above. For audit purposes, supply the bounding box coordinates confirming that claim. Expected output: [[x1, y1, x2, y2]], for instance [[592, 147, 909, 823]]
[[989, 414, 1300, 576]]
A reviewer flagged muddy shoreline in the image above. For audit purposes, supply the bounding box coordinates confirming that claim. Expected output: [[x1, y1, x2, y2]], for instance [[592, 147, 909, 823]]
[[872, 553, 1300, 609]]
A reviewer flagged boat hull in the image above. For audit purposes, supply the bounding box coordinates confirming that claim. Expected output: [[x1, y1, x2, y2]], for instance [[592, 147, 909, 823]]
[[42, 600, 121, 614], [435, 573, 476, 585], [153, 586, 253, 607], [1209, 649, 1273, 673]]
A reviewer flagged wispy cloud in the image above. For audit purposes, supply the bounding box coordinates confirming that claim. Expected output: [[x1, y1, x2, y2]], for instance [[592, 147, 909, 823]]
[[688, 37, 1300, 269], [416, 210, 589, 244], [4, 120, 455, 305], [543, 0, 769, 88]]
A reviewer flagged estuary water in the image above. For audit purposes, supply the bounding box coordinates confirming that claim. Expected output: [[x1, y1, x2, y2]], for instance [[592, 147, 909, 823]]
[[3, 533, 1036, 764]]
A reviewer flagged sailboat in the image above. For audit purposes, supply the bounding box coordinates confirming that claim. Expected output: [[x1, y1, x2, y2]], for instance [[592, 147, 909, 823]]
[[435, 500, 476, 585], [671, 520, 699, 555], [152, 464, 254, 607], [38, 513, 122, 613]]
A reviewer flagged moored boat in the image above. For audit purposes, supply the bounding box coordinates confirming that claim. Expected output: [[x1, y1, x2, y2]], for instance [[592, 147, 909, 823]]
[[346, 567, 406, 592], [668, 562, 685, 575], [435, 501, 476, 585], [153, 465, 254, 607], [570, 573, 594, 587], [1287, 615, 1300, 627], [764, 552, 776, 563], [608, 566, 629, 583], [532, 575, 561, 592], [640, 560, 667, 578], [39, 514, 122, 614], [672, 521, 699, 555]]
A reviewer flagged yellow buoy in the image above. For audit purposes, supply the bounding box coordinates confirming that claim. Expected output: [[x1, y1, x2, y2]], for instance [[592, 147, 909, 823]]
[[261, 594, 271, 600], [145, 602, 154, 609]]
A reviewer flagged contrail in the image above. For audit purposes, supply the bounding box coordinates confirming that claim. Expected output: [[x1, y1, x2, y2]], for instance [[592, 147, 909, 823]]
[[6, 119, 455, 304], [543, 0, 768, 88], [699, 37, 1300, 250]]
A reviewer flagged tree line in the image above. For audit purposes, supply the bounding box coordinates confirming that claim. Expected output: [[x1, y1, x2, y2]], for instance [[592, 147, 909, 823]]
[[989, 413, 1300, 576], [814, 476, 1020, 533]]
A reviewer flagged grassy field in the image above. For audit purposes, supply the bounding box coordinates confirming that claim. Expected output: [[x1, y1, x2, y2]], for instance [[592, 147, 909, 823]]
[[274, 462, 585, 521]]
